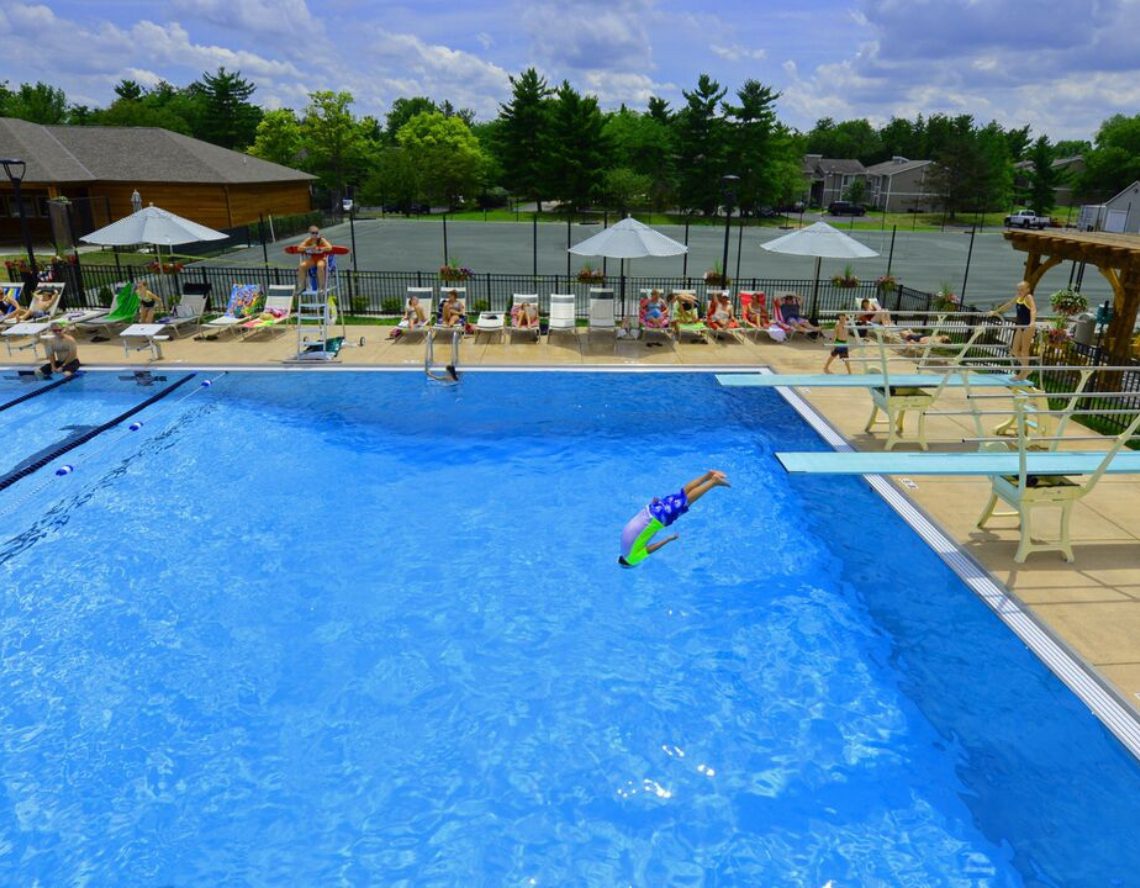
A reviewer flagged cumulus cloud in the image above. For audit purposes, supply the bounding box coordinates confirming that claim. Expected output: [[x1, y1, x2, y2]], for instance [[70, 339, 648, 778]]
[[170, 0, 318, 37], [521, 0, 655, 71]]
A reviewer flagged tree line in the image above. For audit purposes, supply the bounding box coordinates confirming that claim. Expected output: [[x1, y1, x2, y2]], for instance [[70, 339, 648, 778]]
[[4, 70, 1139, 218]]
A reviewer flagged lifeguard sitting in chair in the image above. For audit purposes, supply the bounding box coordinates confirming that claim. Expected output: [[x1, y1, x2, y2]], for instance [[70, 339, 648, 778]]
[[285, 225, 346, 294]]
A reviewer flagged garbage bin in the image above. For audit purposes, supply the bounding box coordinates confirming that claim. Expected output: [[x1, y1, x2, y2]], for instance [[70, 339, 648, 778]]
[[1072, 312, 1095, 346]]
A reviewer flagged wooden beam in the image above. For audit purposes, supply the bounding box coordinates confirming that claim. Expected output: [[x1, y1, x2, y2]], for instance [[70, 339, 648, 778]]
[[1022, 252, 1063, 291]]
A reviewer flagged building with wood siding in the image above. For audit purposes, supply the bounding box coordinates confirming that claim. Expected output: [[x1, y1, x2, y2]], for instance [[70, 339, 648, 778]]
[[0, 117, 314, 245]]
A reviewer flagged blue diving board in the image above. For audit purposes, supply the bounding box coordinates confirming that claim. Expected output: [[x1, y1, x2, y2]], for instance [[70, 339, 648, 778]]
[[775, 450, 1140, 476], [717, 373, 1017, 388]]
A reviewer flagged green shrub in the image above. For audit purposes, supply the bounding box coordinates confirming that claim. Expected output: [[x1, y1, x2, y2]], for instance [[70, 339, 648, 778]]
[[350, 295, 369, 314], [381, 297, 403, 314], [472, 299, 489, 312], [98, 285, 113, 307]]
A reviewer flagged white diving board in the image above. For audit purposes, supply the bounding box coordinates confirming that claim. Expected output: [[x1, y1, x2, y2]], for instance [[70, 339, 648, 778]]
[[717, 373, 1017, 388], [775, 450, 1140, 476]]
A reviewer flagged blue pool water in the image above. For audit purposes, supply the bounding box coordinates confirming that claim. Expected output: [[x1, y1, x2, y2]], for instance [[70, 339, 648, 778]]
[[1, 370, 1139, 886]]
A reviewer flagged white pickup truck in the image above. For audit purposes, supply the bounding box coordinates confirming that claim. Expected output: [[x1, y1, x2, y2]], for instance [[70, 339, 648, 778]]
[[1003, 209, 1051, 229]]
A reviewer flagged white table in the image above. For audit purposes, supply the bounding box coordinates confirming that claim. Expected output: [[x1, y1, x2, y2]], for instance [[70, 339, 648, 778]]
[[2, 321, 51, 357], [120, 323, 170, 360]]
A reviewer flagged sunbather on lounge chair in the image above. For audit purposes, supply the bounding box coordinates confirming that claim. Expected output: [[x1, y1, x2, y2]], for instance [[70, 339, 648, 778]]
[[619, 470, 731, 567], [11, 287, 56, 322], [671, 293, 700, 329], [0, 285, 20, 318], [439, 290, 465, 327], [706, 292, 739, 331], [641, 290, 670, 330], [900, 329, 950, 344], [512, 300, 539, 331], [855, 298, 892, 328], [778, 294, 822, 337], [390, 295, 428, 339]]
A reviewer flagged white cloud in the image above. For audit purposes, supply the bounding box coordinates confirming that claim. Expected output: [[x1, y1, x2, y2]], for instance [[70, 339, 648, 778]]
[[709, 44, 767, 63]]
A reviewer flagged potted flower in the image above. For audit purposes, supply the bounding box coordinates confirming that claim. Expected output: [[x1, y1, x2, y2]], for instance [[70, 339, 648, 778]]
[[875, 273, 898, 295], [831, 264, 859, 287], [704, 262, 729, 287], [576, 264, 605, 283], [932, 282, 959, 312], [1045, 317, 1072, 345], [439, 260, 473, 282], [1049, 288, 1088, 317]]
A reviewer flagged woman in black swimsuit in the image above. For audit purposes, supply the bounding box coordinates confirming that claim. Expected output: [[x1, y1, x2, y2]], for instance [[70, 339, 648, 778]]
[[136, 281, 163, 324], [991, 280, 1037, 380]]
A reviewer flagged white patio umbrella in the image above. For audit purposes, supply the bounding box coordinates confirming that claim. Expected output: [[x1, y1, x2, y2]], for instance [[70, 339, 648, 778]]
[[569, 216, 688, 315], [761, 221, 878, 318], [81, 204, 228, 294]]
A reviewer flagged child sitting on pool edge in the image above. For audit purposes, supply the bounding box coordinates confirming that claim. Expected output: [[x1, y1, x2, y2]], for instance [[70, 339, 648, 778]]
[[619, 470, 731, 567]]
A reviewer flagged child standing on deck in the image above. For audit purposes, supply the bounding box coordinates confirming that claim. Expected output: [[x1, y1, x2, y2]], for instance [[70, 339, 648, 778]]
[[824, 313, 852, 374]]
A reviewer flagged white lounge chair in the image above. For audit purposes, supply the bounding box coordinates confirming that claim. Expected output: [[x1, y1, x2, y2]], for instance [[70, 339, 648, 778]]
[[508, 294, 541, 342], [394, 287, 434, 340], [474, 305, 505, 342], [2, 283, 66, 355], [118, 292, 210, 360], [434, 288, 467, 332], [588, 288, 616, 343], [240, 285, 293, 339], [198, 283, 263, 339], [547, 293, 578, 342]]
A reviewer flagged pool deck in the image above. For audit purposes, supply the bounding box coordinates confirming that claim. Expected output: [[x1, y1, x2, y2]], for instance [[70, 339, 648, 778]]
[[11, 325, 1140, 719]]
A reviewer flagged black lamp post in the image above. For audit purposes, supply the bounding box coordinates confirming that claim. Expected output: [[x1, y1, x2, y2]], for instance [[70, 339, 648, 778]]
[[1, 158, 38, 279], [341, 197, 358, 274], [719, 174, 739, 288]]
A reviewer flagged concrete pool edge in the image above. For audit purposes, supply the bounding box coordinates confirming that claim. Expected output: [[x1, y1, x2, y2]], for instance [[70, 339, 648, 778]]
[[769, 369, 1140, 760]]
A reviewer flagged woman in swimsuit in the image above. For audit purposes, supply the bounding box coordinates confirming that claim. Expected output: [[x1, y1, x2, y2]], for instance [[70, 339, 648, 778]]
[[991, 280, 1037, 380], [136, 281, 163, 324]]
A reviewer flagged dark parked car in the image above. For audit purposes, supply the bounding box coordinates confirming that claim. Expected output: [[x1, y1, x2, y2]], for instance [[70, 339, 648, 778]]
[[827, 200, 866, 216]]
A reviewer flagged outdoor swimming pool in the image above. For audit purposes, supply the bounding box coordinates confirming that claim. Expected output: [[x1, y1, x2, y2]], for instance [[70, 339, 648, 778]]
[[1, 369, 1139, 886]]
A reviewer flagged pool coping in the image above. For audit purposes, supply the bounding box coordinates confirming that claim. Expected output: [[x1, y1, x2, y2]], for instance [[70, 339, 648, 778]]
[[770, 370, 1140, 760]]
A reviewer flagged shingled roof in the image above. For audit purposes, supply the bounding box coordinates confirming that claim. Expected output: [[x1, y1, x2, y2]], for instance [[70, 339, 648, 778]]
[[0, 117, 314, 185]]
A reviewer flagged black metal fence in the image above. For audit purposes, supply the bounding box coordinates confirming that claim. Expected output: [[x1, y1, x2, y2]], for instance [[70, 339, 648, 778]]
[[38, 262, 958, 320]]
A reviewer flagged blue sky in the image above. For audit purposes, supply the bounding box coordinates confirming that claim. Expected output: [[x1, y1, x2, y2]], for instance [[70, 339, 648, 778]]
[[3, 0, 1139, 142]]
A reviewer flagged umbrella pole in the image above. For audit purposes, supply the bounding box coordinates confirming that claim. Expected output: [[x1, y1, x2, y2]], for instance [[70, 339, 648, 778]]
[[620, 259, 626, 322], [809, 256, 822, 323]]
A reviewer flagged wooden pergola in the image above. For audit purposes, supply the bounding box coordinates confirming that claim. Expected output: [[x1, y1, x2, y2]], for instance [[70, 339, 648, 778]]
[[1004, 229, 1140, 366]]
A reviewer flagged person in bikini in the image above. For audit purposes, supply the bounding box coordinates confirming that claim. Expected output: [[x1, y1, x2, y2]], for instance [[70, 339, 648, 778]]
[[619, 470, 731, 567]]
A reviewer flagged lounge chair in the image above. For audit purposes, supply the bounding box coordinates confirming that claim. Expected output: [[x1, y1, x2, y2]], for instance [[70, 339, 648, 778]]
[[977, 403, 1140, 562], [638, 289, 672, 345], [587, 288, 616, 343], [705, 289, 743, 342], [739, 291, 788, 342], [197, 283, 263, 339], [435, 288, 467, 332], [241, 285, 294, 339], [118, 291, 210, 360], [393, 287, 434, 340], [669, 290, 709, 343], [3, 281, 64, 326], [0, 282, 24, 322], [474, 303, 506, 342], [79, 281, 141, 338], [508, 294, 541, 342], [547, 293, 578, 343]]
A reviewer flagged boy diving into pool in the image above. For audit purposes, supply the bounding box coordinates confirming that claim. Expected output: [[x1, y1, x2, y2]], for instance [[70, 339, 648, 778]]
[[618, 470, 731, 567]]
